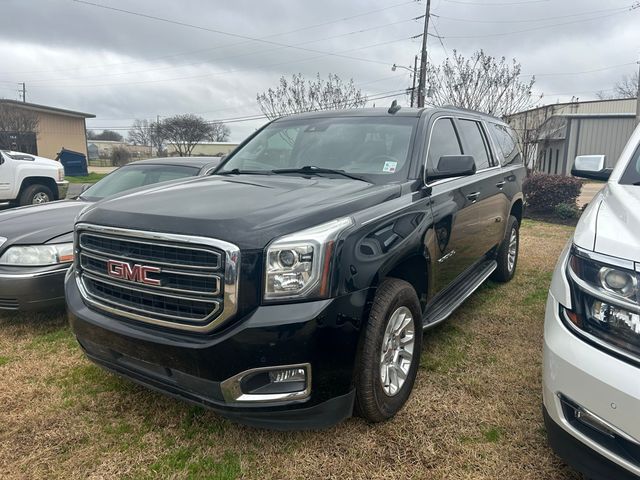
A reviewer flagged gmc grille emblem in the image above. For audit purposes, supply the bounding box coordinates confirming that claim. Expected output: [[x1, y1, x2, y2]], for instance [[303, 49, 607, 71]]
[[106, 259, 161, 286]]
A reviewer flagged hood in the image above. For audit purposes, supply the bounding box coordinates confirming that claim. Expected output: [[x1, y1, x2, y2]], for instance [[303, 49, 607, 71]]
[[591, 183, 640, 263], [31, 154, 62, 169], [0, 200, 89, 249], [78, 175, 402, 249]]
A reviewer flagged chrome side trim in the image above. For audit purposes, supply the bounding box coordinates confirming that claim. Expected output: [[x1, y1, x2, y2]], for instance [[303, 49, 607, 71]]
[[220, 363, 312, 404], [74, 223, 240, 333]]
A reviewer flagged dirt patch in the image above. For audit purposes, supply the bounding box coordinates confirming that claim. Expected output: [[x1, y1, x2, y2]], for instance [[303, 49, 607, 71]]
[[0, 220, 579, 480]]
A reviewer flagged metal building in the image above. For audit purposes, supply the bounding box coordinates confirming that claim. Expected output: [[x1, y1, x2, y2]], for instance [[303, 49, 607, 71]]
[[505, 97, 639, 175]]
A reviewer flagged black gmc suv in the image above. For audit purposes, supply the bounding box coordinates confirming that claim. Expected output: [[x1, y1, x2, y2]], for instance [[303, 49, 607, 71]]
[[66, 106, 525, 429]]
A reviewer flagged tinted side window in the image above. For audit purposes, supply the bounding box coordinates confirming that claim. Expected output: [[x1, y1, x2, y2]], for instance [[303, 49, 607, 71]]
[[488, 123, 522, 166], [457, 119, 492, 170], [427, 118, 463, 169]]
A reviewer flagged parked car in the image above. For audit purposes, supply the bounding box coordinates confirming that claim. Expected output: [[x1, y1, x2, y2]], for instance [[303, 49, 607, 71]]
[[543, 123, 640, 480], [66, 106, 525, 429], [0, 150, 68, 206], [0, 157, 220, 312]]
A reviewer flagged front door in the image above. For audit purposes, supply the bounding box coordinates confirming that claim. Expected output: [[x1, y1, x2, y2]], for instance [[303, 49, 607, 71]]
[[425, 117, 481, 295]]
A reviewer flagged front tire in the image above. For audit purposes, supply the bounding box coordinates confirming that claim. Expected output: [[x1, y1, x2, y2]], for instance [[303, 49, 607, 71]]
[[355, 278, 422, 423], [19, 184, 53, 206], [491, 215, 519, 282]]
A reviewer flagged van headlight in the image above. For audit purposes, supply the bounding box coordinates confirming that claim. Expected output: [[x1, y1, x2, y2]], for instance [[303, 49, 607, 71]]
[[0, 243, 74, 266], [264, 217, 353, 301], [563, 246, 640, 360]]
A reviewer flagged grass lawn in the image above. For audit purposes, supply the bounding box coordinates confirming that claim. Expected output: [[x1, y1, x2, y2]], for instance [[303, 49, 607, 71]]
[[66, 172, 109, 184], [0, 220, 580, 480]]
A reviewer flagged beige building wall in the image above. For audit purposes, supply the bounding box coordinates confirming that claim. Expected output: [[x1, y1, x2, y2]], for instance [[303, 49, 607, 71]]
[[36, 111, 88, 159]]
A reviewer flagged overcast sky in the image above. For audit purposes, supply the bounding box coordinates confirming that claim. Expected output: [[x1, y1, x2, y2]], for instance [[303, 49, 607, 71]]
[[1, 0, 638, 141]]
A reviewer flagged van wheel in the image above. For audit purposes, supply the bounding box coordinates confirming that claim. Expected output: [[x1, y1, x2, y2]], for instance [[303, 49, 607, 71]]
[[355, 278, 422, 423], [19, 184, 53, 206], [492, 215, 519, 282]]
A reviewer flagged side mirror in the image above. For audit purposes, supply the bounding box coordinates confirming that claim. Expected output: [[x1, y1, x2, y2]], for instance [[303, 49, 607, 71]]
[[429, 155, 476, 181], [571, 155, 612, 181], [80, 184, 91, 193]]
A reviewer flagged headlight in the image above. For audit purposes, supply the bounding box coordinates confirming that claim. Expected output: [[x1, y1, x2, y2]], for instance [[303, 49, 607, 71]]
[[58, 168, 65, 182], [264, 217, 353, 300], [564, 246, 640, 360], [0, 243, 74, 266]]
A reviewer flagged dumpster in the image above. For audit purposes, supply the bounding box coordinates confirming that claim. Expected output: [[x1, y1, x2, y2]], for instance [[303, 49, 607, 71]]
[[56, 148, 88, 176]]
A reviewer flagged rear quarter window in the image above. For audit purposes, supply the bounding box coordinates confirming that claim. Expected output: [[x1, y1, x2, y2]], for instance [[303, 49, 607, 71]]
[[488, 123, 522, 166], [456, 119, 492, 170]]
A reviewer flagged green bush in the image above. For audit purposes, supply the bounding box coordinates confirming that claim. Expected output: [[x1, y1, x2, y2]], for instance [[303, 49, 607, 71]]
[[523, 174, 582, 211], [554, 202, 580, 220]]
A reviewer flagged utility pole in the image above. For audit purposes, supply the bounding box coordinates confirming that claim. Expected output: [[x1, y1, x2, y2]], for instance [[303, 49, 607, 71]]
[[19, 82, 26, 102], [410, 55, 418, 107], [417, 0, 431, 108]]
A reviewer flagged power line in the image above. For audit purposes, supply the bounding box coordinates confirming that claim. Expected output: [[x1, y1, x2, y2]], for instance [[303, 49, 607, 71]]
[[432, 5, 630, 23], [28, 36, 413, 89], [438, 8, 637, 39], [521, 62, 639, 77], [87, 90, 411, 130], [24, 16, 419, 85], [70, 0, 401, 69], [443, 0, 549, 5]]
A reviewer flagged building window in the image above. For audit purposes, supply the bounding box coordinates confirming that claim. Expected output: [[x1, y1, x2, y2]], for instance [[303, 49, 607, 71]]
[[555, 149, 559, 174]]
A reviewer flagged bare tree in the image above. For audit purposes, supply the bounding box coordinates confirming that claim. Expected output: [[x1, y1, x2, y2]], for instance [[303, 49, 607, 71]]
[[159, 114, 216, 156], [127, 119, 152, 146], [256, 73, 367, 120], [207, 122, 231, 142], [0, 104, 39, 150], [426, 50, 540, 117], [596, 71, 639, 100]]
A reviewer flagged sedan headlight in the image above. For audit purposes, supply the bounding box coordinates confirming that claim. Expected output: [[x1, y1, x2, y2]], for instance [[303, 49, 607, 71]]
[[264, 217, 353, 301], [563, 246, 640, 360], [0, 243, 74, 266]]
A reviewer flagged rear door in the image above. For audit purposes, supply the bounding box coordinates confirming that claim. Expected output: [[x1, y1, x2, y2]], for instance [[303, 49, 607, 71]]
[[454, 117, 507, 258]]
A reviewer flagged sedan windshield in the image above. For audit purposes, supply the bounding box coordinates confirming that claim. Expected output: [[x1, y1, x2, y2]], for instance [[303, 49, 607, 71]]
[[81, 164, 199, 201], [619, 144, 640, 185], [219, 116, 417, 183]]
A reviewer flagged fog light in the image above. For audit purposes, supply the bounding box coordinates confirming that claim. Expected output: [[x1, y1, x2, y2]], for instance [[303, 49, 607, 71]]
[[269, 367, 306, 383], [220, 363, 311, 403]]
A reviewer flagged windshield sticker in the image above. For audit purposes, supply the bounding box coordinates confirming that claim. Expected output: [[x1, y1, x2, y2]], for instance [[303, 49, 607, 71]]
[[382, 161, 397, 173]]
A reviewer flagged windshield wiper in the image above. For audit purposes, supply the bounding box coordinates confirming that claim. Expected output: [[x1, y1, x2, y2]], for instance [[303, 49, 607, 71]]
[[272, 166, 369, 183], [216, 168, 273, 176]]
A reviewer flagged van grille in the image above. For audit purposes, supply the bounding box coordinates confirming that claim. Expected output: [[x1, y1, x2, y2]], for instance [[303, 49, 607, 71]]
[[75, 225, 240, 333]]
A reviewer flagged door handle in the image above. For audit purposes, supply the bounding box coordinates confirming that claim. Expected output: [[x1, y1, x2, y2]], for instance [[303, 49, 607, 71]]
[[496, 181, 506, 189], [466, 192, 480, 202]]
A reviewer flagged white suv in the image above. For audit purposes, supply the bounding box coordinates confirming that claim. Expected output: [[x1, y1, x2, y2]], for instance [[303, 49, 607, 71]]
[[0, 150, 68, 206], [543, 123, 640, 480]]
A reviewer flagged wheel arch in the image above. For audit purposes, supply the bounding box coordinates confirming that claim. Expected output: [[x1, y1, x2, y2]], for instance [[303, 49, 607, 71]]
[[19, 177, 59, 200]]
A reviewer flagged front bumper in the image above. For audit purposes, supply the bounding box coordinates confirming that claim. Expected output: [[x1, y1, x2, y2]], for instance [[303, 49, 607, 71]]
[[0, 265, 68, 311], [66, 274, 370, 429], [56, 180, 69, 200], [543, 292, 640, 479]]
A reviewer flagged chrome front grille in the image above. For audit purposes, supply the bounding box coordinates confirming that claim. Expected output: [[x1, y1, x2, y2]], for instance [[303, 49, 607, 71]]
[[75, 224, 240, 333]]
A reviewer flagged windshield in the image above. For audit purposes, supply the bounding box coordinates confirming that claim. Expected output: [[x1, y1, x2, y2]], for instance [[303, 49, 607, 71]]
[[619, 144, 640, 185], [81, 164, 199, 201], [219, 116, 417, 183]]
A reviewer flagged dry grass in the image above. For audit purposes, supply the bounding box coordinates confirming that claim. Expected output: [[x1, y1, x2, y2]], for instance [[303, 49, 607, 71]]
[[0, 220, 580, 480]]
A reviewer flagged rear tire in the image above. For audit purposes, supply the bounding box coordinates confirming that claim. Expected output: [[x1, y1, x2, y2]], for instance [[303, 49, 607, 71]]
[[19, 184, 53, 206], [355, 278, 422, 423], [491, 215, 519, 283]]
